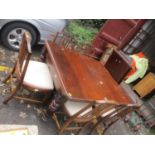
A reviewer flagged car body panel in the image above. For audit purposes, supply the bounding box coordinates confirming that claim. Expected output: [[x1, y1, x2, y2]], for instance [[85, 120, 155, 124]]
[[0, 19, 67, 44]]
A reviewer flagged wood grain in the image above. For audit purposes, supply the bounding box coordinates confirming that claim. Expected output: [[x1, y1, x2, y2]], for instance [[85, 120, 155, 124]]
[[45, 41, 134, 105]]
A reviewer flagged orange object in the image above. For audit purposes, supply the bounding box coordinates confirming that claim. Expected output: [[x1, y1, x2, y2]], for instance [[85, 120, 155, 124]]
[[133, 72, 155, 98], [126, 59, 137, 78], [136, 52, 145, 58]]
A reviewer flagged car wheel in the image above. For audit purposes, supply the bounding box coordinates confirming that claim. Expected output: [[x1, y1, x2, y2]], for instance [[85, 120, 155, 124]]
[[0, 22, 37, 51]]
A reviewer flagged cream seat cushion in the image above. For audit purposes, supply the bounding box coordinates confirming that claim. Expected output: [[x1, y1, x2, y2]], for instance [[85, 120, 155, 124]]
[[64, 101, 91, 116], [64, 101, 117, 118], [101, 108, 117, 117], [23, 60, 53, 90]]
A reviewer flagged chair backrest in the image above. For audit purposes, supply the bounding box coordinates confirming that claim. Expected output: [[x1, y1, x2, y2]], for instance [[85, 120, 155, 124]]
[[73, 102, 116, 123], [104, 50, 131, 83], [16, 32, 32, 79], [51, 32, 74, 48]]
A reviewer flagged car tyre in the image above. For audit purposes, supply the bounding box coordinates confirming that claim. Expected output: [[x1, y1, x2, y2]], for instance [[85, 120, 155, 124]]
[[0, 22, 37, 51]]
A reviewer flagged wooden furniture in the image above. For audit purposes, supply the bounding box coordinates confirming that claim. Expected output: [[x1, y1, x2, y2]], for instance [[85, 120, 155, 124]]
[[133, 72, 155, 98], [2, 32, 54, 104], [99, 43, 116, 65], [91, 20, 146, 58], [44, 41, 138, 134], [104, 50, 131, 83], [45, 42, 134, 103], [40, 32, 75, 62], [52, 99, 121, 134], [89, 103, 134, 134], [51, 32, 74, 48]]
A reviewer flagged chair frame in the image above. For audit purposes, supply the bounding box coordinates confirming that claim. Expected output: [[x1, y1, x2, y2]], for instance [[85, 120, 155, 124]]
[[89, 103, 139, 134], [2, 32, 52, 104], [40, 32, 75, 62], [51, 98, 123, 134], [50, 32, 74, 48]]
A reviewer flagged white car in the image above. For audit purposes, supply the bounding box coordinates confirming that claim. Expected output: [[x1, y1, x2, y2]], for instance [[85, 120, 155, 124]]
[[0, 19, 68, 50]]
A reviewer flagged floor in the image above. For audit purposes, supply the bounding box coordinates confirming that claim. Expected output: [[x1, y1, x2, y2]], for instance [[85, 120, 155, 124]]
[[0, 95, 59, 135], [0, 44, 151, 135]]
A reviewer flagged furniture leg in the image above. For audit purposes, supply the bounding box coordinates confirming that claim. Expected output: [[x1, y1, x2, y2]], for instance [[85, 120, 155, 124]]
[[3, 82, 22, 104], [2, 64, 16, 83], [59, 119, 73, 134]]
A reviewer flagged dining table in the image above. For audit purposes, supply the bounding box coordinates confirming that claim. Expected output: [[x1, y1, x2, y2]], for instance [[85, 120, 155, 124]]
[[43, 41, 137, 108]]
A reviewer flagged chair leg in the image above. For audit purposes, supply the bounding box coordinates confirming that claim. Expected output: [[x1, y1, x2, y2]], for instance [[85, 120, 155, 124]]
[[3, 82, 21, 104], [77, 122, 91, 135], [52, 113, 61, 130], [89, 118, 103, 135], [14, 96, 42, 104], [2, 65, 16, 83], [59, 119, 73, 134]]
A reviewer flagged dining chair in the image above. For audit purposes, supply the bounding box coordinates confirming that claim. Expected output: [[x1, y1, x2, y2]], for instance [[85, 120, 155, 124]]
[[89, 104, 135, 134], [50, 32, 97, 54], [2, 32, 54, 104], [51, 32, 74, 48], [44, 32, 99, 60], [104, 49, 131, 84], [51, 97, 119, 134], [40, 31, 75, 61]]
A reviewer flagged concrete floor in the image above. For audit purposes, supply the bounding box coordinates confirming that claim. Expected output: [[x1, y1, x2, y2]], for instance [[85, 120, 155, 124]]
[[0, 96, 58, 135], [105, 119, 133, 135]]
